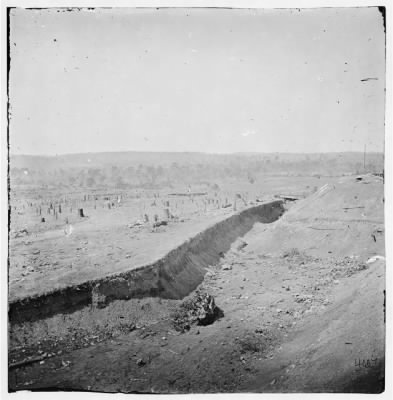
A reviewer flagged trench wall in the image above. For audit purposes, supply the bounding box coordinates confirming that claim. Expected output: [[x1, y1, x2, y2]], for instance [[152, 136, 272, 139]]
[[9, 200, 284, 324]]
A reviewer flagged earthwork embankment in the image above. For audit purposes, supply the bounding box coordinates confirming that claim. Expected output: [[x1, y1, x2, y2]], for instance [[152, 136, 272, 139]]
[[9, 200, 284, 324]]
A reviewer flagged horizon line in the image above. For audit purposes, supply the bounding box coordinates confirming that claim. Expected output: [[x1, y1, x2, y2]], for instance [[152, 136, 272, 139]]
[[9, 150, 384, 158]]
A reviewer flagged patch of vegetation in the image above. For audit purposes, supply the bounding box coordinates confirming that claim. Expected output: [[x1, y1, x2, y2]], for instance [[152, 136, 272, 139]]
[[282, 248, 316, 265]]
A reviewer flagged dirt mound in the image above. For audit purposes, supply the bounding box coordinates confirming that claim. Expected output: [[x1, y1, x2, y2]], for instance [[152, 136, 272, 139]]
[[244, 175, 384, 259], [171, 290, 224, 332]]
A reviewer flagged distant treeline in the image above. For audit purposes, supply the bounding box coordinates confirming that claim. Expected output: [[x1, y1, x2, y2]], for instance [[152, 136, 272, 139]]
[[9, 152, 384, 189]]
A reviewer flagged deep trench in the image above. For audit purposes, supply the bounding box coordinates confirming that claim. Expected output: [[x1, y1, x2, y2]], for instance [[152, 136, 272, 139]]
[[9, 200, 285, 325]]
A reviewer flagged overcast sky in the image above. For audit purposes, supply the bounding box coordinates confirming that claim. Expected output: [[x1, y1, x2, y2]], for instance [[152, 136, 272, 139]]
[[9, 7, 385, 155]]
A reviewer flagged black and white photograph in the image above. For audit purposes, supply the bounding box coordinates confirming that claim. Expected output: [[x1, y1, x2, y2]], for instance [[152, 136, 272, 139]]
[[1, 1, 391, 397]]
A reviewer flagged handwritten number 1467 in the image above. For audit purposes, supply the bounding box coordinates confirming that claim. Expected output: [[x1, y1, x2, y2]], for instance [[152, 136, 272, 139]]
[[354, 358, 378, 369]]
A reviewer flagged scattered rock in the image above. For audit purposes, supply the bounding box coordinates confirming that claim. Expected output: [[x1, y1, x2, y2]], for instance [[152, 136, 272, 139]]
[[222, 264, 232, 271], [367, 255, 385, 264], [61, 360, 71, 368], [294, 294, 313, 303]]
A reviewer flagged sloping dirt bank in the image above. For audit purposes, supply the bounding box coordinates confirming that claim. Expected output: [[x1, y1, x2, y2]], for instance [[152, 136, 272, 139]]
[[9, 200, 284, 325]]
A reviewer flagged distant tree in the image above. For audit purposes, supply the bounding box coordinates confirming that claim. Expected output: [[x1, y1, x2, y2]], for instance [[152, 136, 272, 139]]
[[86, 176, 96, 187], [126, 166, 135, 176], [98, 173, 106, 184], [111, 165, 119, 178], [145, 166, 157, 185]]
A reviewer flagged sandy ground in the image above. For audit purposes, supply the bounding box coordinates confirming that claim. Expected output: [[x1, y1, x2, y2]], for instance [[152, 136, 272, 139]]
[[8, 174, 385, 393]]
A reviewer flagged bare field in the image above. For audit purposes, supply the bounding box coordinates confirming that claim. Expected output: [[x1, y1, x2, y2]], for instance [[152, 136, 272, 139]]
[[9, 176, 328, 301]]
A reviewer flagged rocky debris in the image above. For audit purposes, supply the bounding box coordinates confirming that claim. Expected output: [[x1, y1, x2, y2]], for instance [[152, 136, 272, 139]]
[[294, 294, 314, 304], [61, 360, 71, 368], [235, 239, 248, 252], [171, 291, 224, 332], [331, 257, 369, 277], [14, 229, 29, 238]]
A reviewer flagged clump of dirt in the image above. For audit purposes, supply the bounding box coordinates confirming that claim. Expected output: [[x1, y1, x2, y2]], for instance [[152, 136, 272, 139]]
[[171, 290, 224, 332]]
